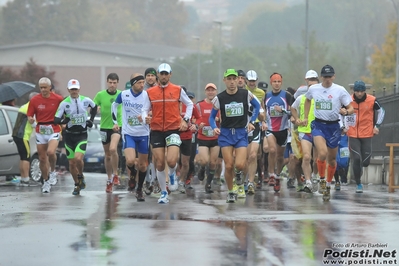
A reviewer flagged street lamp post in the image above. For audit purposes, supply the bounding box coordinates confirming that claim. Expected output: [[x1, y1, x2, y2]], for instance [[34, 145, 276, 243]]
[[391, 0, 399, 93], [213, 20, 222, 90], [305, 0, 309, 72], [193, 36, 201, 98]]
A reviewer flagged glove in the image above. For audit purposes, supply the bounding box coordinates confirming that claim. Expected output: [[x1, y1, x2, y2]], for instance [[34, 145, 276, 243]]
[[86, 120, 93, 128], [61, 117, 70, 125]]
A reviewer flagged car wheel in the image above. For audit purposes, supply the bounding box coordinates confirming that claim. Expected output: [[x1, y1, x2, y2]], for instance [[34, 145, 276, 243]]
[[30, 153, 41, 182]]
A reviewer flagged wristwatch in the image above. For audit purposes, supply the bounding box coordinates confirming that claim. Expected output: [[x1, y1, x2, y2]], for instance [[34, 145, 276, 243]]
[[183, 117, 190, 123], [249, 121, 256, 126]]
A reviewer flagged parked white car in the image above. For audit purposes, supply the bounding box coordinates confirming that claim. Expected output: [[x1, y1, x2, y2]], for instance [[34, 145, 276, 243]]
[[0, 105, 40, 181]]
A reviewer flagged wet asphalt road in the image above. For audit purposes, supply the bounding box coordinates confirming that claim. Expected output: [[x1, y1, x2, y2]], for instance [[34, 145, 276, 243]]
[[0, 173, 399, 266]]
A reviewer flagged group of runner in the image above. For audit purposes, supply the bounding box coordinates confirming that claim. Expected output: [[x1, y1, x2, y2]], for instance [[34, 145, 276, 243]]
[[20, 63, 385, 204]]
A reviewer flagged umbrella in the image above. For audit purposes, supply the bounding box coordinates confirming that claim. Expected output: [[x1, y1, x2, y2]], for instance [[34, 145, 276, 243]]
[[0, 81, 36, 103]]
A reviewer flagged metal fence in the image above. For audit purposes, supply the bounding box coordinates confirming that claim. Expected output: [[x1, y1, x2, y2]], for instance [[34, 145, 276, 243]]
[[371, 91, 399, 157]]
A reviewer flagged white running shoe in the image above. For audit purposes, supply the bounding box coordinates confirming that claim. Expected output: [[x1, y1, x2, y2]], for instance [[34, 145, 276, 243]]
[[48, 171, 58, 185], [42, 180, 51, 193], [158, 191, 169, 204]]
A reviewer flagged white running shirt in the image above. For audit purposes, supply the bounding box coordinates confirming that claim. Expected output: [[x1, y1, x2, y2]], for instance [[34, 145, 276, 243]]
[[112, 90, 150, 137], [304, 83, 352, 121]]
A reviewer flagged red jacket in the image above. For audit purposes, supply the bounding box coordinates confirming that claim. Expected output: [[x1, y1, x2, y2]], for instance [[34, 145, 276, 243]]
[[180, 103, 201, 140]]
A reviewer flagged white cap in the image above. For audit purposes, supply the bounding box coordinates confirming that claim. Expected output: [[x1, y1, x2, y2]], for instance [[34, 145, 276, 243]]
[[305, 70, 318, 79], [158, 63, 172, 74], [294, 85, 308, 99], [67, 79, 80, 89], [246, 70, 258, 81]]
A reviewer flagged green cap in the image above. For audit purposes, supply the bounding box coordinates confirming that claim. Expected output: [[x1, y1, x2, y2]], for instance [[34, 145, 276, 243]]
[[125, 81, 131, 90], [224, 69, 238, 78]]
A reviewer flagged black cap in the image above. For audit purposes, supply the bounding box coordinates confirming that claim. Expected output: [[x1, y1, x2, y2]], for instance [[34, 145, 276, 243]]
[[180, 85, 187, 93], [286, 87, 296, 96], [258, 81, 268, 90], [321, 65, 335, 77], [187, 91, 195, 98], [145, 67, 157, 77], [237, 69, 246, 77]]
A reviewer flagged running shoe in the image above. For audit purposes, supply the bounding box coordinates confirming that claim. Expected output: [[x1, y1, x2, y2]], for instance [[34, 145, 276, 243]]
[[232, 182, 239, 194], [274, 178, 281, 192], [72, 184, 80, 195], [323, 185, 331, 201], [303, 182, 313, 193], [10, 177, 20, 185], [247, 182, 255, 195], [226, 192, 237, 203], [237, 184, 246, 198], [128, 177, 136, 192], [297, 183, 305, 192], [312, 178, 319, 192], [106, 180, 113, 193], [153, 180, 161, 194], [48, 171, 58, 185], [178, 181, 186, 194], [205, 184, 213, 194], [185, 178, 193, 189], [356, 184, 363, 193], [169, 172, 176, 185], [158, 191, 169, 204], [42, 180, 51, 193], [335, 182, 341, 191], [198, 167, 206, 181], [287, 178, 295, 188], [268, 176, 276, 186], [136, 189, 145, 202], [318, 178, 326, 194], [77, 174, 86, 190], [20, 180, 30, 187], [112, 174, 120, 186], [213, 177, 221, 186], [342, 182, 348, 186], [144, 181, 153, 195], [256, 179, 262, 189]]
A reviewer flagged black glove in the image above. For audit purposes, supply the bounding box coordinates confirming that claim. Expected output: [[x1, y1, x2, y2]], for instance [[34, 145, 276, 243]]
[[86, 120, 93, 128], [61, 117, 70, 125]]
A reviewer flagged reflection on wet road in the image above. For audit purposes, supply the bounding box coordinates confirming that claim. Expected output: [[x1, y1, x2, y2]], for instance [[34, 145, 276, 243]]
[[0, 173, 398, 266]]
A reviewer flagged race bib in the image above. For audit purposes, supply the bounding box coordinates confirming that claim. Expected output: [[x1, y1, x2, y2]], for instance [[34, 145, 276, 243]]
[[340, 147, 350, 158], [100, 131, 107, 142], [345, 114, 356, 127], [225, 103, 244, 117], [202, 126, 214, 137], [39, 125, 54, 135], [165, 133, 182, 147], [127, 116, 141, 126], [270, 106, 283, 117], [315, 100, 332, 110], [70, 114, 85, 125]]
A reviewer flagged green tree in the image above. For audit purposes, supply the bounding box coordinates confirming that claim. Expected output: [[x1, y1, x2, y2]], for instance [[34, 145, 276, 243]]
[[1, 0, 91, 44], [365, 21, 397, 93]]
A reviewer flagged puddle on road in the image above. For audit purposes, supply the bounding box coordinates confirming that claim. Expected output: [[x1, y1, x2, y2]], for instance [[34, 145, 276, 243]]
[[68, 194, 120, 264]]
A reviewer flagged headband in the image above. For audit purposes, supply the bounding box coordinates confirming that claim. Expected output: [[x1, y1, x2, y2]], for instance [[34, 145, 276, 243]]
[[270, 73, 282, 83], [130, 75, 144, 86]]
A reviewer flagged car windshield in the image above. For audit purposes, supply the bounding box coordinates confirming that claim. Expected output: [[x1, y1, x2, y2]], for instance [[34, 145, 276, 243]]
[[87, 129, 102, 143]]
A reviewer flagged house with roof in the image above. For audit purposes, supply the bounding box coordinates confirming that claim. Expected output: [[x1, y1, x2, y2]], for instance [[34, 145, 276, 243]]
[[0, 42, 195, 97]]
